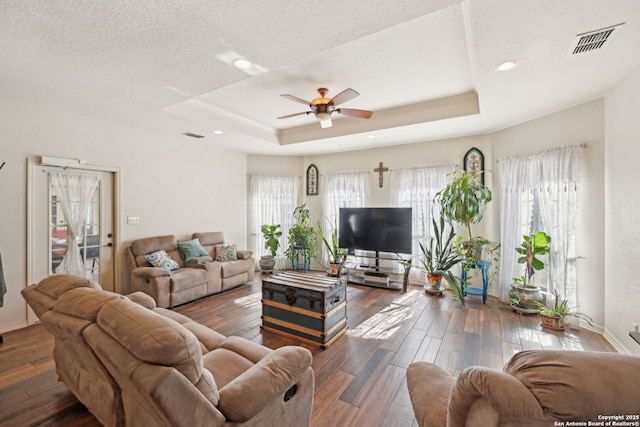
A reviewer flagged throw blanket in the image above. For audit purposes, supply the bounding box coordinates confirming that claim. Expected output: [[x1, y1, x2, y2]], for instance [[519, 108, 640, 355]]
[[0, 251, 6, 307]]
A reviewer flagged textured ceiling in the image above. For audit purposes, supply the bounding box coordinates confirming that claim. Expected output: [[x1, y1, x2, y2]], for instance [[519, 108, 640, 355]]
[[2, 0, 640, 155]]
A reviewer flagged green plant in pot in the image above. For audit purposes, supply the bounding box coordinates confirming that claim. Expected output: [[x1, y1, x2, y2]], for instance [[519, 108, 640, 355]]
[[415, 216, 465, 305], [316, 218, 347, 277], [508, 231, 550, 314], [284, 204, 318, 269], [533, 289, 593, 330], [436, 169, 494, 262], [259, 224, 282, 273]]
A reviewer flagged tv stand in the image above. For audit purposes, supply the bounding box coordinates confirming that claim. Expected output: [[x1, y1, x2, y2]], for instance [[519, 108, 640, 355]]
[[344, 250, 410, 291]]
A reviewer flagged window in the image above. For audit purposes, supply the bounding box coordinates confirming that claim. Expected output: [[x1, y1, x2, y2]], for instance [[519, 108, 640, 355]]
[[251, 175, 298, 269], [497, 144, 584, 306], [390, 165, 455, 279], [320, 172, 369, 263]]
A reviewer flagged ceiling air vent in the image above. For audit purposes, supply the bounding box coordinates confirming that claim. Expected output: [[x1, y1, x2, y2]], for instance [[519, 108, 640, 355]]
[[182, 132, 204, 139], [569, 23, 624, 55]]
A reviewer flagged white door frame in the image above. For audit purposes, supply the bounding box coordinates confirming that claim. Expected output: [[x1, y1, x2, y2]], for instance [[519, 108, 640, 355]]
[[26, 157, 122, 324]]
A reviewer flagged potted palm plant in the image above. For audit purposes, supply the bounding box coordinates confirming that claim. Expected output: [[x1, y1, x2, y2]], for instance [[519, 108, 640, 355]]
[[259, 224, 282, 273], [316, 219, 346, 277], [284, 204, 317, 270], [533, 289, 593, 330], [415, 216, 465, 305], [435, 170, 494, 261], [509, 231, 550, 314]]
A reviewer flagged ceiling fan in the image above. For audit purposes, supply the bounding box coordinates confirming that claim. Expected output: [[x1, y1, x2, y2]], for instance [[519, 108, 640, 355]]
[[278, 88, 373, 128]]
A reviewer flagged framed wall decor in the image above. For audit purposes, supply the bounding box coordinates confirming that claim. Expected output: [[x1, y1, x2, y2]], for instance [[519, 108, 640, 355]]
[[463, 147, 484, 185], [306, 164, 319, 195]]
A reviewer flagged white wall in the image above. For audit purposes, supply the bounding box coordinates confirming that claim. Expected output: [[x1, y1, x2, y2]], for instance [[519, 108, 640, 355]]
[[605, 64, 640, 355], [0, 99, 248, 333]]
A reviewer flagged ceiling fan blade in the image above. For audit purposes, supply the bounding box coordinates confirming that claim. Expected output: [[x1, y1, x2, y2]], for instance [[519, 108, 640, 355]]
[[335, 108, 373, 119], [330, 88, 359, 106], [320, 118, 333, 128], [280, 94, 311, 105], [277, 111, 310, 119]]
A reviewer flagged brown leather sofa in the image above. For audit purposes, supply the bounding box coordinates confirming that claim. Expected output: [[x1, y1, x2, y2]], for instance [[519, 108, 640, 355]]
[[22, 275, 314, 427], [126, 232, 254, 308], [407, 350, 640, 426]]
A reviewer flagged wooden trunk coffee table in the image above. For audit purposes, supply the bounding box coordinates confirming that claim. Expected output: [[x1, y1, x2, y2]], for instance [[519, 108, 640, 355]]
[[261, 271, 347, 348]]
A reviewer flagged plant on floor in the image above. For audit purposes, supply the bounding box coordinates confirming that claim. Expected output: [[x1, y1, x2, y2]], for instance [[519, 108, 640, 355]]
[[284, 203, 318, 266], [316, 218, 347, 276], [436, 169, 495, 261], [259, 224, 282, 272], [533, 289, 593, 330], [509, 231, 550, 313], [415, 216, 465, 304]]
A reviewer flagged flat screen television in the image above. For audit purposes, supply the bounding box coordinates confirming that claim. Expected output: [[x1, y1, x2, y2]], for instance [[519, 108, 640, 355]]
[[339, 207, 413, 254]]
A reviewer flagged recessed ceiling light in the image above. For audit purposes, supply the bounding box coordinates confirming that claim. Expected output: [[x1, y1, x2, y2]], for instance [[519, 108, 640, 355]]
[[213, 130, 224, 135], [232, 58, 252, 70], [368, 135, 376, 139], [216, 51, 267, 75], [496, 60, 518, 71]]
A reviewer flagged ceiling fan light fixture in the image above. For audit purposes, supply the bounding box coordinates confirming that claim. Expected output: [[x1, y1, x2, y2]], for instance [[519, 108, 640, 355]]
[[315, 112, 331, 121], [320, 118, 332, 128]]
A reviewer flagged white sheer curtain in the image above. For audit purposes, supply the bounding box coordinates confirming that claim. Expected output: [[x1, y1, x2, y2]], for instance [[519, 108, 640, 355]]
[[321, 172, 369, 264], [497, 144, 584, 306], [49, 171, 101, 277], [251, 175, 299, 269], [390, 165, 456, 280]]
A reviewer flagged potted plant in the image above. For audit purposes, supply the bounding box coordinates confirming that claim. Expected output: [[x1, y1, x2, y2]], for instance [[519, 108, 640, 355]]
[[284, 204, 318, 270], [415, 216, 465, 305], [436, 170, 493, 261], [259, 224, 282, 273], [533, 289, 593, 330], [316, 219, 346, 277], [508, 231, 550, 314]]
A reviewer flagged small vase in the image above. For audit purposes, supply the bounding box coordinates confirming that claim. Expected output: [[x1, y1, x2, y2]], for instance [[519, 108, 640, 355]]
[[259, 255, 276, 273], [328, 262, 342, 277], [509, 284, 545, 314], [427, 275, 443, 289], [540, 314, 565, 330]]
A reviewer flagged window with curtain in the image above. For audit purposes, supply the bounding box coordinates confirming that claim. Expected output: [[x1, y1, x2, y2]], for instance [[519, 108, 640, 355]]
[[497, 144, 584, 307], [390, 165, 456, 280], [320, 172, 369, 264], [251, 175, 298, 269], [49, 171, 101, 277]]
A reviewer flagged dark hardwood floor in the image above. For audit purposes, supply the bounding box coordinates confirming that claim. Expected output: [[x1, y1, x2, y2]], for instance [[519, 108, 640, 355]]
[[0, 274, 616, 427]]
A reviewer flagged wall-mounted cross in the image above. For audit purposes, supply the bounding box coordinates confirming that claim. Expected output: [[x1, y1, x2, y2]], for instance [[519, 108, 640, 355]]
[[374, 162, 389, 188]]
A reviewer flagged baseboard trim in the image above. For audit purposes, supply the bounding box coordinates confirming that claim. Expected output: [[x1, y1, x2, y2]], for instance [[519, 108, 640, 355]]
[[0, 320, 30, 335], [603, 328, 631, 354]]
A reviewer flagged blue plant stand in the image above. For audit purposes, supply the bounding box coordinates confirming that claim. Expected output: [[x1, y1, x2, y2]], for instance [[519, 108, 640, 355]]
[[461, 260, 491, 304], [290, 245, 309, 272]]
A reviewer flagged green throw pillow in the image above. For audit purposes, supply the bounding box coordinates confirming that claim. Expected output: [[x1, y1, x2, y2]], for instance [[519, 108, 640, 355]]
[[145, 250, 179, 271], [214, 244, 238, 261], [177, 238, 209, 262]]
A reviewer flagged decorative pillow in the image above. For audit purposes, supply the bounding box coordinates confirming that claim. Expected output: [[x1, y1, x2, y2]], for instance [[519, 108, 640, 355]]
[[177, 238, 209, 262], [145, 250, 179, 271], [215, 244, 238, 261]]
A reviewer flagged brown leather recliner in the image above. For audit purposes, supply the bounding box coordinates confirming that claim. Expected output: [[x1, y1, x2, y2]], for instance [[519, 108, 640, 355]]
[[407, 350, 640, 426]]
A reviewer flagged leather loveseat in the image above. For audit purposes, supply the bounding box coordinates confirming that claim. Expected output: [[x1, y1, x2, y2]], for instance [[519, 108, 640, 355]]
[[126, 232, 254, 308], [22, 274, 314, 427], [407, 350, 640, 426]]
